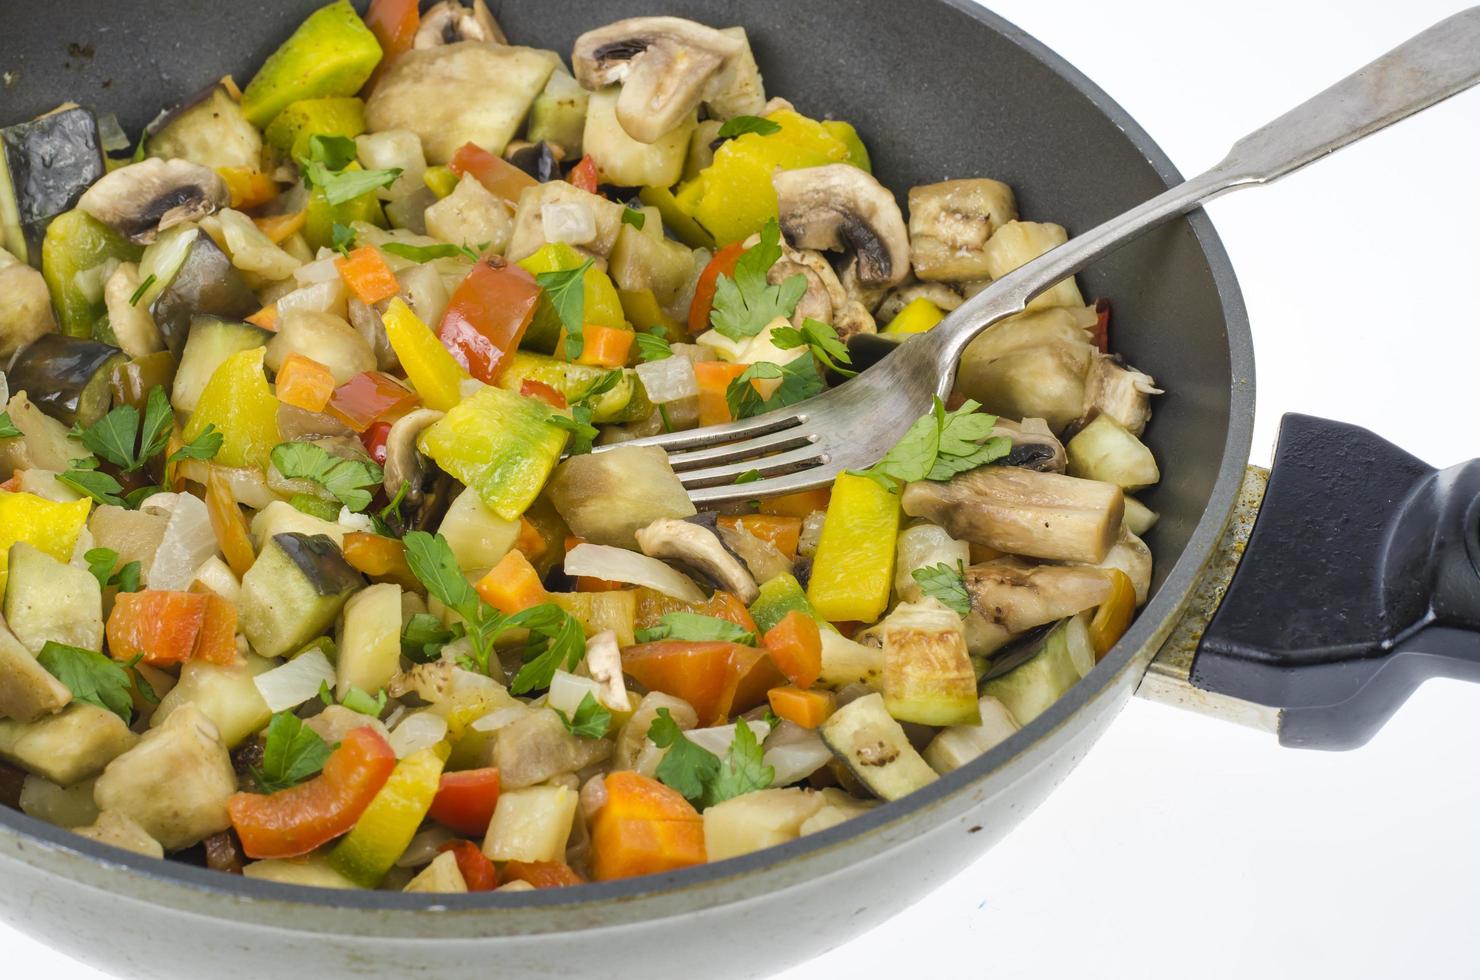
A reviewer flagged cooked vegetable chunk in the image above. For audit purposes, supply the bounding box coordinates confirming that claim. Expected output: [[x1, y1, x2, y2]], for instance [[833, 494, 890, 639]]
[[0, 703, 137, 786], [4, 542, 104, 654], [819, 693, 937, 801], [241, 0, 384, 129], [0, 617, 72, 722], [549, 447, 696, 549], [1, 106, 106, 265], [239, 532, 364, 659]]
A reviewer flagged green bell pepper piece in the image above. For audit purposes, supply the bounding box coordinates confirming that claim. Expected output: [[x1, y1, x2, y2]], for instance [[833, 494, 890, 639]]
[[40, 210, 142, 338]]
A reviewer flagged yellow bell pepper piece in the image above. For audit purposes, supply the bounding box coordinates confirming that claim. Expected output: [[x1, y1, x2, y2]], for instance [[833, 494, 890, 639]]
[[617, 287, 683, 341], [382, 297, 471, 412], [883, 297, 947, 335], [821, 120, 872, 172], [0, 491, 91, 593], [806, 473, 900, 623], [636, 185, 715, 250], [328, 743, 447, 888], [183, 347, 281, 471], [423, 165, 459, 199], [516, 242, 627, 354]]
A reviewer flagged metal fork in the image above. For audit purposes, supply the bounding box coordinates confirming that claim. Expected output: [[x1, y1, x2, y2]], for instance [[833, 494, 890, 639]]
[[610, 7, 1480, 505]]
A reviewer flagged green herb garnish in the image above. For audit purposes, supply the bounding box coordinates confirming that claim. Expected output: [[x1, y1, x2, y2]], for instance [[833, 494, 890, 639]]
[[555, 691, 612, 739], [857, 397, 1012, 488], [725, 354, 825, 420], [649, 710, 774, 807], [37, 642, 134, 723], [128, 273, 157, 307], [717, 115, 782, 139], [912, 561, 972, 617], [709, 219, 807, 341], [634, 612, 756, 646], [270, 441, 384, 513], [252, 712, 334, 794], [536, 259, 595, 361], [772, 317, 854, 376]]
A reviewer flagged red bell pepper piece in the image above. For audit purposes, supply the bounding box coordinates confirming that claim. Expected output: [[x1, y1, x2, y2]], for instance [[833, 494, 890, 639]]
[[687, 242, 745, 335], [567, 155, 600, 194], [105, 591, 208, 667], [501, 860, 586, 888], [1090, 298, 1111, 353], [361, 420, 393, 466], [437, 260, 542, 384], [227, 727, 398, 859], [427, 767, 502, 837], [519, 378, 567, 409], [327, 371, 421, 433], [363, 0, 419, 88], [439, 839, 498, 891], [449, 142, 537, 205]]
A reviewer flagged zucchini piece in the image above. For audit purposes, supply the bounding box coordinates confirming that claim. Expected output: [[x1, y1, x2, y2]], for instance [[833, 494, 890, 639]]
[[583, 87, 694, 189], [548, 591, 637, 647], [878, 599, 979, 726], [0, 617, 73, 722], [6, 335, 126, 428], [750, 574, 829, 633], [147, 83, 264, 173], [703, 788, 824, 861], [145, 229, 259, 357], [494, 352, 648, 424], [819, 693, 938, 801], [980, 615, 1094, 726], [41, 208, 143, 338], [514, 240, 627, 351], [151, 655, 275, 749], [335, 583, 403, 697], [607, 223, 696, 307], [240, 0, 384, 130], [527, 71, 589, 156], [1066, 414, 1161, 490], [239, 532, 365, 659], [818, 630, 883, 690], [264, 97, 366, 163], [171, 316, 271, 413], [3, 541, 104, 654], [0, 703, 137, 786], [923, 695, 1020, 774], [1, 106, 106, 266]]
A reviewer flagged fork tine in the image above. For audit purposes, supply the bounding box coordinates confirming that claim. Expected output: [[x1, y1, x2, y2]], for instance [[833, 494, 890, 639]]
[[687, 462, 842, 505], [677, 445, 830, 489], [613, 408, 807, 453], [665, 426, 818, 470]]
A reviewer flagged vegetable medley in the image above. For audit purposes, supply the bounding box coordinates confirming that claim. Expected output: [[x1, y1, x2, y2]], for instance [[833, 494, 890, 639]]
[[0, 0, 1164, 892]]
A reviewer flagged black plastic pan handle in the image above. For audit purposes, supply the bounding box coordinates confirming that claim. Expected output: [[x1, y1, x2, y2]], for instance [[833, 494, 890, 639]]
[[1191, 413, 1480, 749]]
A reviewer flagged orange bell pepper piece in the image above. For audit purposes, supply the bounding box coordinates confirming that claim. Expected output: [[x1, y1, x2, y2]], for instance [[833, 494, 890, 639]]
[[327, 370, 420, 432], [758, 488, 830, 518], [336, 246, 402, 305], [474, 550, 548, 615], [591, 771, 706, 881], [449, 142, 538, 204], [566, 155, 599, 195], [501, 860, 586, 888], [274, 353, 337, 413], [246, 304, 280, 331], [631, 589, 758, 632], [1089, 568, 1137, 660], [762, 610, 823, 688], [217, 167, 278, 209], [363, 0, 419, 88], [205, 468, 257, 579], [427, 767, 501, 837], [716, 514, 802, 561], [694, 361, 747, 426], [341, 531, 421, 590], [439, 839, 498, 891], [254, 210, 306, 245], [620, 640, 742, 726], [228, 727, 398, 859], [437, 259, 542, 384], [767, 685, 836, 729], [687, 242, 745, 334], [518, 379, 567, 410], [513, 516, 548, 561], [106, 591, 208, 667], [193, 592, 239, 665], [722, 644, 787, 719]]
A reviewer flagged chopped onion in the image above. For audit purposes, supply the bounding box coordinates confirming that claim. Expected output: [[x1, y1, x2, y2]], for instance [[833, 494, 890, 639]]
[[471, 704, 532, 733], [276, 279, 348, 319], [565, 543, 705, 602], [217, 208, 301, 280], [763, 721, 832, 785], [798, 510, 827, 558], [395, 825, 456, 868], [191, 555, 241, 604], [337, 507, 375, 533], [146, 492, 217, 591], [685, 720, 770, 757], [635, 356, 699, 405], [173, 461, 280, 510], [389, 711, 449, 758], [547, 670, 602, 716], [253, 650, 335, 713], [541, 201, 596, 245], [293, 254, 342, 284]]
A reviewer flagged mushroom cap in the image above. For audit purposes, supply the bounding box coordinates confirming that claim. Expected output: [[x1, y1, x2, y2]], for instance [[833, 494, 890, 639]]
[[571, 17, 743, 144], [382, 407, 446, 503], [77, 157, 228, 244], [414, 0, 501, 48], [635, 515, 759, 604], [773, 165, 911, 288]]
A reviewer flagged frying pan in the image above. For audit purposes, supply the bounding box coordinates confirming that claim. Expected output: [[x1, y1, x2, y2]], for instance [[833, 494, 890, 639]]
[[0, 2, 1469, 978]]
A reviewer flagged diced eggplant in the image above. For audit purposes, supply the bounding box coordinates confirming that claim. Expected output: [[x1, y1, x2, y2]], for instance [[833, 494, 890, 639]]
[[5, 335, 125, 428], [0, 703, 138, 786], [147, 82, 264, 173], [73, 809, 165, 858], [239, 532, 365, 659], [18, 773, 99, 828], [607, 222, 697, 307], [547, 446, 696, 550], [819, 692, 938, 802], [171, 315, 271, 413], [503, 140, 564, 183], [482, 784, 579, 862], [876, 598, 980, 726], [0, 106, 106, 265], [527, 71, 590, 156], [0, 391, 90, 478], [980, 615, 1094, 727], [1066, 414, 1161, 490], [923, 695, 1020, 774], [506, 181, 626, 263], [3, 541, 104, 654], [109, 350, 178, 411], [0, 616, 72, 722], [492, 708, 611, 790], [335, 583, 403, 698], [151, 654, 275, 749], [40, 208, 143, 338], [703, 788, 824, 861], [818, 630, 884, 691], [422, 175, 513, 256], [144, 229, 259, 356], [265, 311, 376, 385], [955, 306, 1097, 433], [980, 220, 1085, 312], [0, 247, 57, 359]]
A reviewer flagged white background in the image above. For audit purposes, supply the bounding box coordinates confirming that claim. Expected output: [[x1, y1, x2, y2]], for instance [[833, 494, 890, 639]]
[[7, 1, 1480, 977]]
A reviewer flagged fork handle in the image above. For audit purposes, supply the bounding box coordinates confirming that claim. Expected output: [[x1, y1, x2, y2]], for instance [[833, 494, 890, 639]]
[[928, 6, 1480, 370]]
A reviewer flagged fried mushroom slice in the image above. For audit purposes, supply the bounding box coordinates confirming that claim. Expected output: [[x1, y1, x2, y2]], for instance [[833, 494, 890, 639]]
[[962, 558, 1114, 655], [414, 0, 506, 48], [572, 18, 744, 143], [907, 178, 1018, 281], [77, 157, 228, 244], [1081, 353, 1163, 437], [773, 165, 910, 288], [636, 516, 759, 604]]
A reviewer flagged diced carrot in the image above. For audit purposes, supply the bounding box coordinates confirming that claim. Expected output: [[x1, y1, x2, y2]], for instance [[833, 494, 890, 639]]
[[336, 246, 402, 305], [205, 468, 257, 579], [694, 361, 748, 426], [519, 378, 567, 409], [254, 210, 306, 244], [501, 860, 585, 888], [341, 532, 421, 591], [439, 839, 498, 891], [767, 685, 836, 729], [590, 771, 705, 881], [246, 305, 280, 331], [510, 517, 547, 563], [621, 640, 741, 726], [762, 610, 822, 688], [716, 514, 802, 561], [558, 323, 633, 368], [474, 550, 548, 615], [193, 592, 239, 665], [758, 488, 830, 518], [106, 591, 208, 667], [274, 353, 336, 413], [217, 167, 278, 209], [566, 155, 600, 195]]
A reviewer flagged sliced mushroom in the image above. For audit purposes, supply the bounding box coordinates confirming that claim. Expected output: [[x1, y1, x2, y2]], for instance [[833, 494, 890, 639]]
[[1081, 353, 1163, 437], [907, 178, 1018, 281], [414, 0, 504, 48], [584, 630, 629, 713], [901, 466, 1124, 565], [838, 257, 892, 315], [715, 521, 793, 585], [635, 516, 759, 603], [571, 18, 744, 143], [992, 417, 1067, 473], [962, 558, 1114, 655], [875, 280, 963, 324], [382, 408, 448, 531], [77, 157, 228, 244], [773, 165, 910, 288]]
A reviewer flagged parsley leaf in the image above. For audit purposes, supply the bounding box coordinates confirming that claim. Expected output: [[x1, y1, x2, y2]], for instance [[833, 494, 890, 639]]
[[371, 478, 410, 538], [725, 354, 825, 420], [0, 411, 20, 440], [717, 115, 782, 139], [37, 642, 134, 723], [251, 712, 333, 794], [57, 461, 126, 507], [168, 424, 223, 464], [506, 603, 587, 695], [709, 219, 808, 341], [546, 369, 621, 457], [270, 442, 384, 512], [84, 548, 142, 593], [305, 134, 358, 170], [77, 403, 140, 470], [733, 469, 761, 485], [302, 137, 401, 207], [649, 708, 721, 804], [330, 222, 357, 257], [128, 273, 156, 307], [138, 386, 174, 465], [401, 530, 481, 621], [707, 718, 774, 806], [858, 397, 1011, 488], [535, 260, 594, 360], [555, 691, 612, 739], [620, 208, 646, 230], [634, 612, 756, 646], [912, 562, 972, 617], [772, 318, 855, 377], [401, 612, 460, 663], [340, 685, 388, 717], [635, 328, 673, 362]]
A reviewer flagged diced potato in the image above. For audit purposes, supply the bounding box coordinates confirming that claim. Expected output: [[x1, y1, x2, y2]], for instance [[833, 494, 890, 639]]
[[250, 500, 347, 549], [0, 703, 137, 785], [703, 788, 825, 860], [336, 583, 403, 697], [799, 787, 876, 835], [583, 87, 694, 188], [547, 446, 696, 549], [482, 784, 578, 862], [981, 220, 1085, 311], [0, 616, 72, 722], [403, 849, 467, 893], [18, 775, 99, 828], [439, 487, 519, 573], [266, 311, 376, 385], [74, 810, 164, 858], [151, 654, 274, 749], [424, 174, 512, 255], [4, 541, 103, 653], [244, 855, 362, 888]]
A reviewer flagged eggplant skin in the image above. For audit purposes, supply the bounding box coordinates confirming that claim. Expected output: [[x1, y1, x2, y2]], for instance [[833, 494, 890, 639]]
[[7, 334, 126, 427], [150, 234, 259, 356], [1, 107, 106, 265]]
